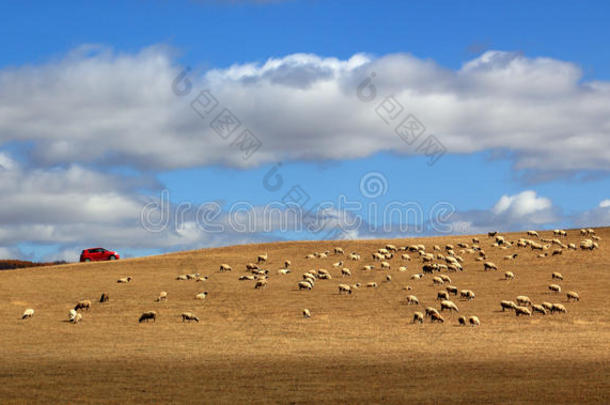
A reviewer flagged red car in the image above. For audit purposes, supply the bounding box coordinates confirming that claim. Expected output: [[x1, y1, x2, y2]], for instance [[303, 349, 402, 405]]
[[80, 247, 120, 262]]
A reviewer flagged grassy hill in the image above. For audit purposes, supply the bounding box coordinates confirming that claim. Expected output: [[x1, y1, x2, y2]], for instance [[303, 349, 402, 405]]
[[0, 228, 608, 404]]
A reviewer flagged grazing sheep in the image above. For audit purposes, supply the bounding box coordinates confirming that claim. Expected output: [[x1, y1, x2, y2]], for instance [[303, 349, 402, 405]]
[[254, 280, 267, 289], [411, 273, 424, 280], [401, 253, 411, 261], [437, 291, 450, 301], [484, 262, 497, 271], [515, 306, 532, 317], [432, 276, 444, 285], [568, 243, 577, 250], [257, 252, 268, 264], [176, 275, 188, 281], [530, 242, 544, 251], [349, 253, 361, 261], [334, 247, 344, 255], [551, 303, 567, 313], [548, 284, 562, 293], [338, 284, 352, 295], [219, 263, 232, 272], [380, 261, 391, 269], [458, 316, 466, 326], [69, 310, 82, 324], [552, 249, 563, 256], [21, 308, 34, 319], [412, 312, 424, 324], [500, 300, 517, 311], [298, 281, 313, 290], [504, 253, 518, 260], [283, 260, 291, 269], [317, 251, 329, 259], [195, 292, 209, 300], [425, 307, 440, 317], [186, 273, 200, 280], [566, 291, 580, 302], [552, 272, 563, 281], [385, 275, 392, 282], [74, 300, 91, 311], [138, 311, 157, 323], [532, 305, 547, 315], [278, 269, 291, 275], [460, 290, 475, 300], [446, 285, 458, 295], [99, 293, 109, 303], [332, 261, 343, 268], [527, 230, 539, 238], [363, 265, 375, 271], [156, 291, 168, 302], [180, 312, 199, 322], [302, 308, 311, 319], [440, 300, 459, 312], [541, 302, 554, 311], [196, 276, 208, 282], [430, 312, 445, 323], [516, 296, 532, 307], [469, 316, 481, 326], [406, 295, 419, 305], [422, 264, 439, 274], [246, 263, 259, 270], [239, 275, 255, 281], [117, 276, 132, 283], [580, 239, 595, 250], [440, 275, 452, 283], [366, 282, 378, 288], [504, 271, 515, 281], [398, 266, 408, 272]]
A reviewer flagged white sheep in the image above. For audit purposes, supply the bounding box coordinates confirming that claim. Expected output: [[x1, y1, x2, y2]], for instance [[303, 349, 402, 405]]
[[156, 291, 168, 302], [401, 253, 411, 261], [410, 273, 424, 280], [469, 316, 480, 326], [446, 285, 458, 295], [278, 269, 291, 275], [254, 280, 268, 289], [195, 292, 208, 300], [117, 276, 132, 283], [412, 312, 424, 324], [440, 275, 452, 283], [334, 247, 344, 255], [440, 300, 459, 312], [138, 311, 157, 323], [366, 282, 378, 288], [515, 306, 532, 317], [458, 315, 466, 326], [552, 272, 563, 280], [500, 300, 517, 311], [527, 230, 539, 238], [303, 308, 311, 318], [257, 252, 268, 264], [532, 304, 547, 315], [516, 296, 532, 307], [298, 281, 313, 290], [566, 291, 580, 302], [338, 284, 352, 295], [181, 312, 199, 322], [380, 261, 391, 269], [460, 290, 475, 300], [219, 263, 232, 272], [548, 284, 561, 293], [406, 295, 419, 305], [430, 312, 445, 323], [541, 302, 554, 311], [484, 262, 497, 271], [551, 303, 567, 313], [437, 291, 449, 301], [432, 276, 444, 285]]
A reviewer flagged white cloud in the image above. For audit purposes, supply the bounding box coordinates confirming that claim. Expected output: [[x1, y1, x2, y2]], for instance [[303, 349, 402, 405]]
[[599, 199, 610, 208], [492, 190, 552, 219], [0, 46, 609, 173]]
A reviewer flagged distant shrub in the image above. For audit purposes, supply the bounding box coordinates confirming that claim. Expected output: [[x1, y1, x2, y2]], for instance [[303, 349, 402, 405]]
[[0, 260, 68, 271]]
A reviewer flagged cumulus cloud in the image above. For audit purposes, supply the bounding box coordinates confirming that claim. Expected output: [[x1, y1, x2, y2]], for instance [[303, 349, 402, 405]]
[[1, 46, 609, 173], [599, 199, 610, 208]]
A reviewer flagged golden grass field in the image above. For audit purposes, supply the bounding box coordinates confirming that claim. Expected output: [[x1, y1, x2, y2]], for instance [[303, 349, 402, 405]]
[[1, 228, 609, 404]]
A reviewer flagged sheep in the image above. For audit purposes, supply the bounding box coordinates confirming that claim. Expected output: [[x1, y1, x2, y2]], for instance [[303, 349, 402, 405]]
[[447, 263, 462, 272], [504, 271, 515, 281], [425, 307, 440, 317], [437, 291, 450, 301], [580, 239, 595, 250], [484, 262, 497, 271], [257, 252, 268, 264], [469, 316, 481, 326], [592, 235, 601, 241], [440, 275, 452, 283], [551, 272, 564, 281], [372, 252, 384, 261], [398, 266, 408, 272], [298, 281, 313, 290], [196, 276, 209, 282], [156, 291, 168, 302], [195, 292, 208, 300], [366, 282, 378, 288], [254, 280, 267, 289], [488, 231, 498, 237], [516, 296, 532, 307], [277, 269, 291, 275], [568, 243, 577, 250], [430, 312, 445, 323], [409, 311, 423, 324], [330, 260, 343, 268], [219, 263, 232, 272], [362, 265, 375, 271], [349, 253, 360, 261], [99, 293, 109, 303], [21, 308, 34, 320], [548, 284, 561, 293], [176, 274, 188, 281], [138, 311, 157, 323], [566, 291, 580, 302], [338, 284, 352, 295], [537, 253, 548, 258], [186, 273, 200, 280], [504, 253, 518, 260], [552, 249, 563, 256], [406, 295, 419, 305], [460, 290, 475, 300], [446, 285, 459, 295], [530, 242, 544, 251], [423, 264, 438, 274], [74, 300, 91, 311], [580, 228, 587, 235], [458, 316, 466, 326], [353, 282, 361, 289], [69, 311, 82, 324], [246, 263, 259, 270], [541, 302, 554, 311], [551, 303, 567, 313], [411, 273, 424, 280], [334, 247, 344, 255], [432, 276, 444, 285], [500, 300, 517, 311], [532, 305, 547, 315], [239, 275, 255, 281], [440, 300, 459, 312], [527, 230, 539, 238], [385, 275, 392, 282], [117, 276, 132, 283], [302, 308, 311, 319], [401, 253, 411, 261], [515, 306, 532, 317]]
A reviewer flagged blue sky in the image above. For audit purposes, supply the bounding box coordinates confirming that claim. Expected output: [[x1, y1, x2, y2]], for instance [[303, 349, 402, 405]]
[[0, 0, 609, 261]]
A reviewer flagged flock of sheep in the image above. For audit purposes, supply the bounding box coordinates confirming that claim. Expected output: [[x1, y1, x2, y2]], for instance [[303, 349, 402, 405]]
[[18, 228, 600, 327]]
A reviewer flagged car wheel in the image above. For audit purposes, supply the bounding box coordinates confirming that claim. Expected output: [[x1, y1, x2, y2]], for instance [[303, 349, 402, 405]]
[[109, 255, 117, 260], [84, 258, 91, 262]]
